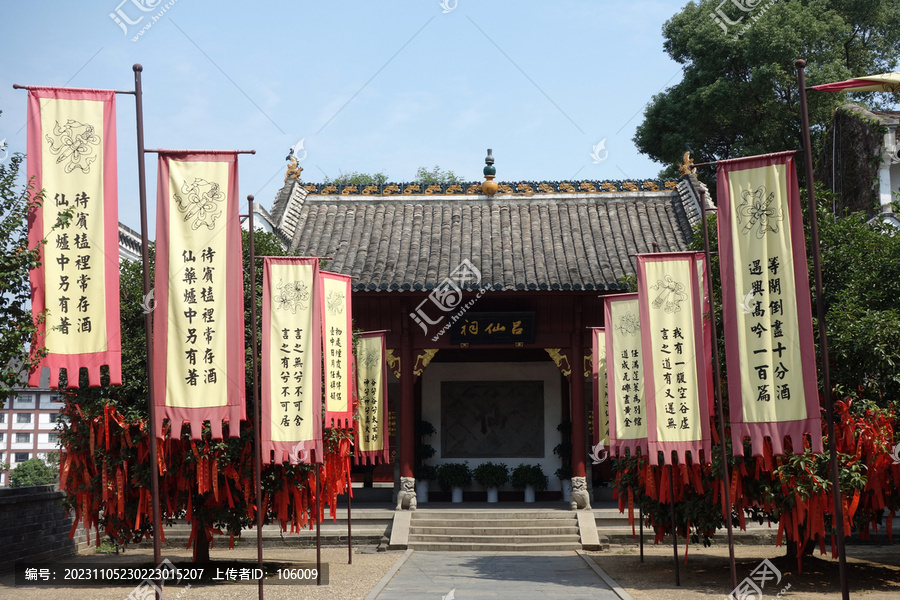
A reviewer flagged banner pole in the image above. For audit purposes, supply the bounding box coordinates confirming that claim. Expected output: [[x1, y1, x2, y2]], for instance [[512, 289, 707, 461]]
[[694, 179, 738, 593], [316, 465, 322, 586], [248, 197, 264, 600], [133, 63, 163, 599], [668, 461, 680, 586], [796, 58, 849, 600], [639, 506, 644, 562], [348, 467, 353, 564]]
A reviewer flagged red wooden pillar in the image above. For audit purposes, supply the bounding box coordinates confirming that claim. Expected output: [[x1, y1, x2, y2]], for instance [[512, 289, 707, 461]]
[[571, 303, 586, 479], [399, 307, 415, 479]]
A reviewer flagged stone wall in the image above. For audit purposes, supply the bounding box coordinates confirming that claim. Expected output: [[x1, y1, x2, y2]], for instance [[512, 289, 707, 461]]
[[0, 485, 89, 571]]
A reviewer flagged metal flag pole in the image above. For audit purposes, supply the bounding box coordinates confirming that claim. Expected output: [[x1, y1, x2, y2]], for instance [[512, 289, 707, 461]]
[[693, 179, 738, 593], [795, 58, 850, 600], [348, 461, 353, 564], [132, 63, 164, 600], [639, 505, 644, 562], [316, 464, 322, 586], [247, 196, 265, 600], [668, 459, 680, 586]]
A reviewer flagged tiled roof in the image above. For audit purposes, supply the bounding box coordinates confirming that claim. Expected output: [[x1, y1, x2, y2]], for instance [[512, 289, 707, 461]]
[[278, 179, 699, 292]]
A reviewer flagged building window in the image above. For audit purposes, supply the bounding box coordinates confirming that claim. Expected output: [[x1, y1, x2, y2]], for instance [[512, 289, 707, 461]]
[[15, 394, 34, 407], [0, 413, 6, 424], [47, 433, 60, 446], [15, 433, 31, 444], [14, 452, 30, 463], [45, 413, 58, 424], [16, 413, 32, 424], [0, 433, 4, 443]]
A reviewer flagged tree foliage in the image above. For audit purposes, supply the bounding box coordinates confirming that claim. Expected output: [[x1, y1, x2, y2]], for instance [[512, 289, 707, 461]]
[[414, 165, 464, 184], [0, 140, 45, 404], [10, 457, 58, 487], [634, 0, 900, 175], [324, 170, 388, 186]]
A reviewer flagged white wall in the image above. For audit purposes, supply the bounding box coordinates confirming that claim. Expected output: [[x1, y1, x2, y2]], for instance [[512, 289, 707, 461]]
[[422, 361, 564, 491]]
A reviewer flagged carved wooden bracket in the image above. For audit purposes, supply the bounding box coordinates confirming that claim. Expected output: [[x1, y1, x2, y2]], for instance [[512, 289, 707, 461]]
[[545, 348, 572, 377], [413, 349, 439, 377]]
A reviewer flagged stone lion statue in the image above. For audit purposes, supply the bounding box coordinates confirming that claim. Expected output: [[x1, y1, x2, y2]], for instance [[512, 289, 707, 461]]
[[570, 476, 591, 510], [396, 476, 417, 511]]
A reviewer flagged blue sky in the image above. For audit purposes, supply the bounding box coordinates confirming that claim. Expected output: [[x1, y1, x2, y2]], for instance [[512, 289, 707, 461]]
[[0, 0, 688, 231]]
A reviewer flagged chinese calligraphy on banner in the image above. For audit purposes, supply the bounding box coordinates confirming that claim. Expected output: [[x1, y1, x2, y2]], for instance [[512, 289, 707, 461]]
[[605, 293, 648, 458], [261, 257, 323, 464], [716, 151, 822, 456], [637, 252, 712, 465], [152, 151, 245, 440], [320, 271, 353, 429], [355, 331, 389, 465], [591, 327, 609, 447], [26, 87, 122, 388]]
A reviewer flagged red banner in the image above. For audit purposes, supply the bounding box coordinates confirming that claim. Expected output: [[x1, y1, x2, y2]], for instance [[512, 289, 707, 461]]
[[637, 252, 712, 465], [319, 271, 354, 429], [26, 87, 121, 388], [717, 151, 823, 456], [261, 257, 323, 464], [605, 293, 648, 458], [354, 331, 389, 465], [152, 151, 245, 439]]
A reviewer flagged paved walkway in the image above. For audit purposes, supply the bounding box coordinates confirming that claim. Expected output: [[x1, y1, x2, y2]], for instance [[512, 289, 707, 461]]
[[366, 551, 628, 600]]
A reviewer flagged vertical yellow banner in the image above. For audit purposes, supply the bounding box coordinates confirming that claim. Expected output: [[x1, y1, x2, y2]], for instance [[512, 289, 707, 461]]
[[605, 294, 647, 456], [356, 333, 386, 456]]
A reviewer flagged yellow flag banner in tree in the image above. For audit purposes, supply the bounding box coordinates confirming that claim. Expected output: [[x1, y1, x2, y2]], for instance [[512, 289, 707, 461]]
[[716, 151, 823, 456], [261, 256, 323, 464], [26, 87, 122, 388], [355, 331, 390, 465], [152, 151, 245, 439], [637, 252, 712, 465], [319, 271, 354, 429], [591, 327, 609, 448], [605, 293, 648, 458]]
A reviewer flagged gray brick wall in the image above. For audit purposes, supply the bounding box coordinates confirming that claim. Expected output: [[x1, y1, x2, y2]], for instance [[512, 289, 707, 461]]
[[0, 485, 90, 571]]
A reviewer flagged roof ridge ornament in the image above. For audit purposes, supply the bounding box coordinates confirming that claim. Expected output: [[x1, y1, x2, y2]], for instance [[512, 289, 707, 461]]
[[482, 148, 498, 196]]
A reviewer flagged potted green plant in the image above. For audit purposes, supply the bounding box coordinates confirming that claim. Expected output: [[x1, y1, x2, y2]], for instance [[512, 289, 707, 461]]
[[511, 463, 548, 503], [555, 465, 573, 502], [414, 420, 437, 503], [473, 462, 509, 503], [414, 464, 438, 503], [436, 462, 471, 503]]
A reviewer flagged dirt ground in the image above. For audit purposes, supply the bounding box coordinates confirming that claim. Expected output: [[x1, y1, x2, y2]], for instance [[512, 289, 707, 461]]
[[587, 541, 900, 600]]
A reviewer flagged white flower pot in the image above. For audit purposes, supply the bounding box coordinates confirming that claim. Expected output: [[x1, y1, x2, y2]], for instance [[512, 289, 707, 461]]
[[524, 484, 536, 503], [486, 486, 499, 503], [451, 486, 463, 503], [415, 479, 429, 504], [561, 479, 572, 502]]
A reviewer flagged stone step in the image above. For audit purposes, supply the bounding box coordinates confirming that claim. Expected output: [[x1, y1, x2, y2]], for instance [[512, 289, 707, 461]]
[[409, 533, 581, 544], [412, 526, 578, 536], [411, 518, 577, 529], [412, 511, 575, 520], [407, 541, 582, 552]]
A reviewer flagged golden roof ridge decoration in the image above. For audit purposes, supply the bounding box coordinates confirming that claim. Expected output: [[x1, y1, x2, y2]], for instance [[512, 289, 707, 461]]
[[290, 179, 680, 196]]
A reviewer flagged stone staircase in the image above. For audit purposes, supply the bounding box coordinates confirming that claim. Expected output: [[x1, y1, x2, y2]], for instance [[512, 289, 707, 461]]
[[405, 509, 583, 552]]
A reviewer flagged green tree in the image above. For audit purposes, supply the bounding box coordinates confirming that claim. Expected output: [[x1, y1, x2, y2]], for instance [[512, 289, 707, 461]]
[[324, 170, 388, 185], [10, 457, 57, 487], [414, 165, 464, 184], [0, 129, 45, 404], [634, 0, 900, 175]]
